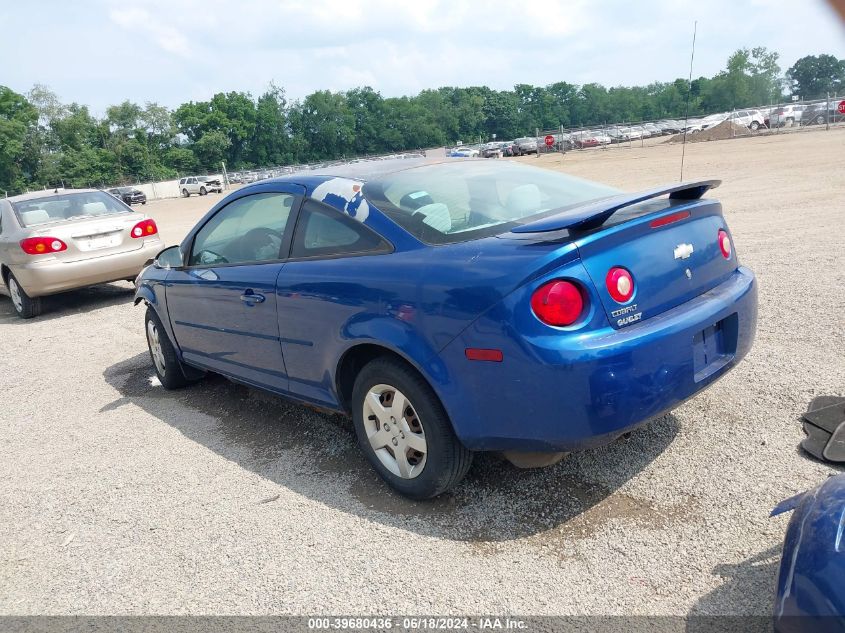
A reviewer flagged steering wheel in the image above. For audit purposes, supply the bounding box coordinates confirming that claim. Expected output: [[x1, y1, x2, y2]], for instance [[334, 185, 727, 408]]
[[238, 227, 284, 261]]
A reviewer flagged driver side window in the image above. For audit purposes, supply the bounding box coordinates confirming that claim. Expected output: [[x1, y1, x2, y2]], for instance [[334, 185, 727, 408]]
[[190, 192, 295, 266]]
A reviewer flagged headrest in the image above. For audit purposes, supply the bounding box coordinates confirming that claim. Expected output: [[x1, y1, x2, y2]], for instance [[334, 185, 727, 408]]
[[416, 203, 451, 232], [21, 209, 50, 225], [82, 202, 108, 215], [506, 184, 542, 218]]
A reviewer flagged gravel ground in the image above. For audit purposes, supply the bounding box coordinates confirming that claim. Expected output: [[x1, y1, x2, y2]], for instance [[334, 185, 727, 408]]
[[1, 129, 843, 616]]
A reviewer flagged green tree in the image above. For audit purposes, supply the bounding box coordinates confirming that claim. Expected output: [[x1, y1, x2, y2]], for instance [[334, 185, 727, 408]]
[[251, 84, 292, 165], [193, 131, 230, 169], [0, 86, 38, 192], [787, 54, 845, 98]]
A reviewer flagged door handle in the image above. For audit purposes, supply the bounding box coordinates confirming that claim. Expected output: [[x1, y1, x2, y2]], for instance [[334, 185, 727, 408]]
[[240, 290, 266, 305]]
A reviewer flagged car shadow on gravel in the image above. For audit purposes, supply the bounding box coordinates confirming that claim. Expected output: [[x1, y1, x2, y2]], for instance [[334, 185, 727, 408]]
[[103, 352, 680, 542], [0, 282, 135, 325], [685, 545, 780, 629]]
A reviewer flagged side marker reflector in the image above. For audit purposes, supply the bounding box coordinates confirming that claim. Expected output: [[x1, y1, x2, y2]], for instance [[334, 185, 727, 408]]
[[465, 348, 503, 362]]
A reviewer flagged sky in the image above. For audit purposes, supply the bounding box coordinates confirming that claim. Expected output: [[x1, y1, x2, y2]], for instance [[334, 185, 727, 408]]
[[2, 0, 844, 114]]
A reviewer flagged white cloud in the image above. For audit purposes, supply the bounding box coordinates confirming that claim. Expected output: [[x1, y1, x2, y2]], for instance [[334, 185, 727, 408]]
[[2, 0, 843, 113], [109, 6, 193, 58]]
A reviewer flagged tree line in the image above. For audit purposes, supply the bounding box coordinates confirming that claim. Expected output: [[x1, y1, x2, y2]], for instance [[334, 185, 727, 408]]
[[1, 49, 843, 195]]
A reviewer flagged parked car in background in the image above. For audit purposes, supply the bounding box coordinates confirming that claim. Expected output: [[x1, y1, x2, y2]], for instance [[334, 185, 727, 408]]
[[480, 142, 511, 158], [134, 158, 756, 498], [768, 104, 806, 128], [514, 137, 538, 155], [682, 118, 705, 133], [801, 102, 845, 125], [0, 189, 163, 318], [618, 126, 643, 140], [179, 176, 224, 197], [572, 131, 600, 148], [699, 113, 729, 131], [106, 186, 147, 205], [726, 109, 766, 130], [658, 120, 684, 134], [642, 123, 662, 137], [448, 146, 479, 158], [772, 473, 845, 632]]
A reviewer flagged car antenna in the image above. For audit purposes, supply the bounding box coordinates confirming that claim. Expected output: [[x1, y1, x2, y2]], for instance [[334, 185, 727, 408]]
[[680, 20, 697, 182]]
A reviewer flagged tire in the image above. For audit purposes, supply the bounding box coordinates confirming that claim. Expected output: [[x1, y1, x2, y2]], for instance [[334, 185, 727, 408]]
[[182, 189, 189, 198], [144, 306, 205, 389], [199, 187, 207, 196], [6, 272, 42, 319], [351, 358, 472, 499], [815, 115, 825, 125], [142, 201, 147, 205], [750, 121, 759, 131]]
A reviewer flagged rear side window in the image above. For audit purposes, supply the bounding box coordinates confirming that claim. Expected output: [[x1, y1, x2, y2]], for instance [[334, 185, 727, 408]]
[[290, 199, 390, 259]]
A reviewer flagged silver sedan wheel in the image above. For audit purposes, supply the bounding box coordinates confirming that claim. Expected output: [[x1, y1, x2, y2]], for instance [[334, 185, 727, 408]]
[[362, 384, 427, 479], [8, 277, 23, 313], [146, 319, 167, 377]]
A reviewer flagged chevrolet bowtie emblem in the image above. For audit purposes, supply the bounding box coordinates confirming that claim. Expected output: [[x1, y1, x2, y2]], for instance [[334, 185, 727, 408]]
[[674, 243, 694, 260]]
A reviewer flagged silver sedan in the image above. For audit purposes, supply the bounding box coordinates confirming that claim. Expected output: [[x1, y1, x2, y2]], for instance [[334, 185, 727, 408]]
[[0, 188, 164, 318]]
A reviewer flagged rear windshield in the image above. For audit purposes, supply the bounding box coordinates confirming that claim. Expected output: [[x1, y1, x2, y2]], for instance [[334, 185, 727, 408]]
[[12, 191, 131, 227], [362, 161, 618, 244]]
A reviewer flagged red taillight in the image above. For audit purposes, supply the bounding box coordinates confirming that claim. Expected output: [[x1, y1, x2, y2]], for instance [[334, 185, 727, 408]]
[[20, 237, 67, 255], [606, 267, 634, 303], [531, 280, 584, 326], [131, 219, 158, 238], [718, 229, 732, 259]]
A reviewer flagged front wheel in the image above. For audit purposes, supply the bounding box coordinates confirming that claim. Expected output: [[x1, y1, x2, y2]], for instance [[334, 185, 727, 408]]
[[145, 307, 205, 389], [7, 273, 42, 319], [199, 187, 207, 196], [352, 358, 472, 499], [750, 121, 759, 131]]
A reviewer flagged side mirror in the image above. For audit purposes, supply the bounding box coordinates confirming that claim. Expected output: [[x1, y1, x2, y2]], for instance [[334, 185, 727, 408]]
[[154, 245, 184, 270]]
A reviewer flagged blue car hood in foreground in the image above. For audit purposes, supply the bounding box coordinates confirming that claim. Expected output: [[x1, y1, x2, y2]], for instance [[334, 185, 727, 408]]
[[773, 473, 845, 632]]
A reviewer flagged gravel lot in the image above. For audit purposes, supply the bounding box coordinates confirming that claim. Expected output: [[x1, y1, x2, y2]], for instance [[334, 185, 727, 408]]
[[1, 129, 843, 617]]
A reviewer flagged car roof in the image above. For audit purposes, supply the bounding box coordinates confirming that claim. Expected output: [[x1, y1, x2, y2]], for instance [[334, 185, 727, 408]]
[[263, 156, 453, 189], [6, 188, 100, 203]]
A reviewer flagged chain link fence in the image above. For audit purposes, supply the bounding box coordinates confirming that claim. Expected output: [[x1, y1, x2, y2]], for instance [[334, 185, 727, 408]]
[[526, 95, 844, 158]]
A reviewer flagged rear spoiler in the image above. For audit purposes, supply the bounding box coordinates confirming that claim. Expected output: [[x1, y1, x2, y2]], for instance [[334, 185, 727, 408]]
[[510, 179, 721, 233]]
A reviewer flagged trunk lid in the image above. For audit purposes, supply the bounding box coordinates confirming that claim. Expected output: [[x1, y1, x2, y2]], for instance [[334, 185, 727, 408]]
[[573, 198, 736, 328], [30, 212, 147, 262]]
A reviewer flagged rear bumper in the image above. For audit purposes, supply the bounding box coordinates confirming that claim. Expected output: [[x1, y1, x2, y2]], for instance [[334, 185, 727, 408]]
[[9, 238, 163, 297], [438, 266, 758, 451]]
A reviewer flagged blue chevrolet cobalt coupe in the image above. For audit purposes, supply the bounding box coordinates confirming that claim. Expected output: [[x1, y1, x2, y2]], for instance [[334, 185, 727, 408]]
[[135, 158, 757, 498]]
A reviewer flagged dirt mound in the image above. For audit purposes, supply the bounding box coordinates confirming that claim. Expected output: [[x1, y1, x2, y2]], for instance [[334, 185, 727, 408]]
[[665, 119, 752, 143]]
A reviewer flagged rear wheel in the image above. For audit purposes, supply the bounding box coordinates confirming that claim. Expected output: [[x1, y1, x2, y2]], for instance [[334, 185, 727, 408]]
[[144, 307, 205, 389], [6, 273, 42, 319], [351, 358, 472, 499], [182, 188, 189, 197], [750, 121, 760, 131], [815, 115, 825, 125]]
